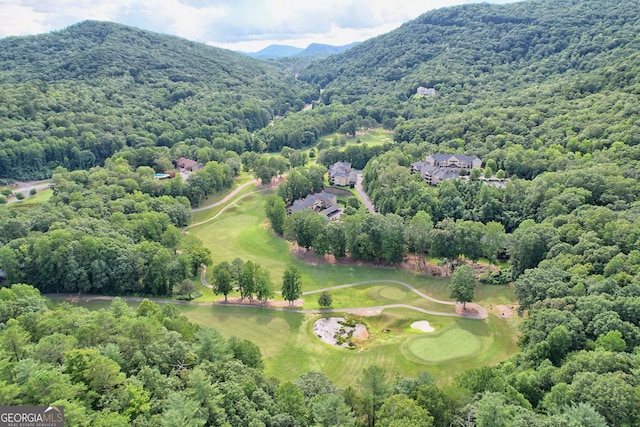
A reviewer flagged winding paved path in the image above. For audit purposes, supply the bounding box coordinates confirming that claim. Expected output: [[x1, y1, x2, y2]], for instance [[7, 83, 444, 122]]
[[59, 269, 487, 320], [191, 179, 258, 213], [188, 189, 266, 228]]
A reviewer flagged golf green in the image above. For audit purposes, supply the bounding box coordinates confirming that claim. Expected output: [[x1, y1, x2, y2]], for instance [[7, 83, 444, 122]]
[[404, 329, 481, 363], [376, 286, 407, 300]]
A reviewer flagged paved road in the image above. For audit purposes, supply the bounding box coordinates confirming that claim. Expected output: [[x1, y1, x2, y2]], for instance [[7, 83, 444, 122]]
[[354, 172, 376, 213]]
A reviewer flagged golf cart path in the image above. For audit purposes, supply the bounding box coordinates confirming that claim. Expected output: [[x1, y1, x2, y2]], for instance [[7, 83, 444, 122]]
[[51, 292, 486, 320], [191, 179, 258, 213], [201, 265, 485, 320]]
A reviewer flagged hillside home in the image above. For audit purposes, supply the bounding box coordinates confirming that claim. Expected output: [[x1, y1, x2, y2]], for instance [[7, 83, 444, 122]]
[[411, 154, 482, 185], [328, 162, 357, 187], [175, 157, 201, 171], [287, 192, 340, 218], [416, 86, 437, 96]]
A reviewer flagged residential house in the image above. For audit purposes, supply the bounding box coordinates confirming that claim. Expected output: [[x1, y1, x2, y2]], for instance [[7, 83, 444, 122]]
[[328, 162, 357, 187], [411, 154, 482, 186], [416, 86, 437, 96], [287, 192, 339, 215], [175, 157, 200, 171]]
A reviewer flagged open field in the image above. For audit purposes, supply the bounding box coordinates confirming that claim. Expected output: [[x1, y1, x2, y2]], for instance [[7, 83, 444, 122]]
[[317, 129, 393, 148], [6, 189, 53, 208]]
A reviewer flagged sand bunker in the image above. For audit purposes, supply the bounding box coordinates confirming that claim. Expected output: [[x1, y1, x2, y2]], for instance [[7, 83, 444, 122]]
[[314, 317, 368, 348], [411, 320, 435, 332]]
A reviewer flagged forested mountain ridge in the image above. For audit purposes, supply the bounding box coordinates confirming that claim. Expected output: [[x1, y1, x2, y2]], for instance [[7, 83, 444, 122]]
[[296, 0, 640, 169], [0, 20, 317, 179], [302, 0, 640, 97], [0, 20, 288, 85]]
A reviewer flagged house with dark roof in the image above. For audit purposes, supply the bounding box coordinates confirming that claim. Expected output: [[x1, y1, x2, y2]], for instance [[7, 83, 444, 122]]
[[287, 192, 339, 216], [328, 162, 357, 187], [411, 154, 482, 185]]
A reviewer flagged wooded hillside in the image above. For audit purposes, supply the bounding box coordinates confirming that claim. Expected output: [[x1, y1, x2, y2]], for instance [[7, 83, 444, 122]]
[[0, 21, 317, 179], [2, 0, 640, 425]]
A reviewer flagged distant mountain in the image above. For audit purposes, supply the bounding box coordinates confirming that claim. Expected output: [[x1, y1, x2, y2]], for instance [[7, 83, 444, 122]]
[[297, 42, 361, 57], [245, 42, 360, 59], [0, 20, 289, 85], [246, 44, 305, 59]]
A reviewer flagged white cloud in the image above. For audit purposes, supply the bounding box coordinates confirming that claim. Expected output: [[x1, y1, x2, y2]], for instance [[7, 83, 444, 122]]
[[0, 0, 519, 50]]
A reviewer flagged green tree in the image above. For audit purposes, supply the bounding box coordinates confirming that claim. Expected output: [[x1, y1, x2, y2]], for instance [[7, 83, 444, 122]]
[[595, 330, 626, 352], [265, 195, 287, 235], [254, 264, 273, 303], [455, 220, 485, 264], [0, 323, 31, 363], [448, 264, 476, 309], [281, 265, 302, 305], [508, 220, 558, 278], [483, 221, 505, 269], [377, 394, 434, 427], [318, 291, 333, 308], [429, 218, 459, 275], [358, 365, 390, 427], [211, 261, 233, 302], [228, 337, 263, 369], [405, 210, 433, 261], [311, 393, 357, 427], [162, 392, 207, 427], [240, 260, 256, 300], [230, 257, 244, 291], [276, 381, 306, 423]]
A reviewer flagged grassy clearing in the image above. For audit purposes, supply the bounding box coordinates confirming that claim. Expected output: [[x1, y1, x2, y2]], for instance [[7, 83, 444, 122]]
[[6, 189, 53, 208], [317, 129, 393, 149]]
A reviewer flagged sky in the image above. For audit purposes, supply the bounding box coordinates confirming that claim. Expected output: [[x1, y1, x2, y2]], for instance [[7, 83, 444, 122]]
[[0, 0, 518, 53]]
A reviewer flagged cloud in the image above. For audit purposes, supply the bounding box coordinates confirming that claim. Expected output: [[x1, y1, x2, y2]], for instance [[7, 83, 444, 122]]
[[0, 0, 520, 50]]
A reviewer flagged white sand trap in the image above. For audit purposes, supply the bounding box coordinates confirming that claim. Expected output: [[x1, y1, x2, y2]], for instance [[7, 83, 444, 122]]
[[411, 320, 435, 332]]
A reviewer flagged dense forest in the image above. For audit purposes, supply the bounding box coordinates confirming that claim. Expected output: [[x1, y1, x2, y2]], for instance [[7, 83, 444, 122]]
[[0, 21, 318, 179], [2, 0, 640, 425]]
